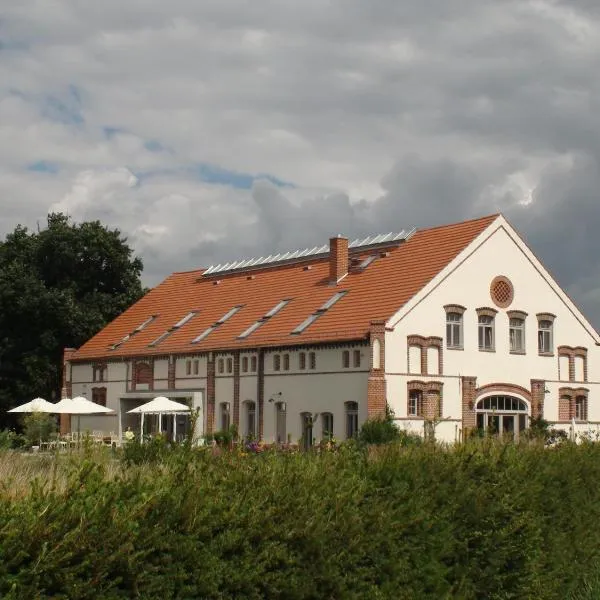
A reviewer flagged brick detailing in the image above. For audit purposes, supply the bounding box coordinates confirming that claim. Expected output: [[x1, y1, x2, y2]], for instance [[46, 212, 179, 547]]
[[407, 380, 443, 419], [60, 347, 76, 434], [167, 356, 176, 389], [329, 235, 349, 283], [443, 304, 466, 315], [536, 312, 556, 322], [530, 379, 545, 419], [206, 356, 215, 434], [461, 376, 477, 434], [367, 378, 387, 418], [558, 387, 589, 421], [558, 393, 571, 421], [257, 350, 265, 439], [406, 335, 443, 375], [490, 275, 514, 309], [558, 346, 588, 382], [475, 306, 499, 318], [475, 383, 533, 404], [507, 310, 528, 320], [233, 351, 240, 428], [368, 320, 386, 418], [133, 361, 153, 391]]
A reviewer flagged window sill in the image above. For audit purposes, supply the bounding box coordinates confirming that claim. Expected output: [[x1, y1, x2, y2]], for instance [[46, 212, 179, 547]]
[[510, 350, 526, 355], [478, 348, 496, 353], [538, 352, 555, 357], [447, 345, 464, 351]]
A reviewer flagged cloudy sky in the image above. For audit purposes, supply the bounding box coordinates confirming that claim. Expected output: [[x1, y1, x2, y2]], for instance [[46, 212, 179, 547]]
[[2, 1, 600, 327]]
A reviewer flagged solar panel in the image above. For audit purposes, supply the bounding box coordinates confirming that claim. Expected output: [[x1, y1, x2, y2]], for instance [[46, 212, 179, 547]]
[[203, 227, 416, 276]]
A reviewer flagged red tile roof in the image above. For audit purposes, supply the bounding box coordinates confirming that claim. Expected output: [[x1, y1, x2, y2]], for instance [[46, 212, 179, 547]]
[[72, 214, 499, 361]]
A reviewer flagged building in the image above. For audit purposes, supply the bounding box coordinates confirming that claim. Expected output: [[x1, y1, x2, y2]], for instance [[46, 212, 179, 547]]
[[62, 213, 600, 443]]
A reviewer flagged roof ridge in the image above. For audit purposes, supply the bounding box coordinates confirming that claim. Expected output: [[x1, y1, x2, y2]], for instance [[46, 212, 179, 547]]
[[415, 213, 500, 234]]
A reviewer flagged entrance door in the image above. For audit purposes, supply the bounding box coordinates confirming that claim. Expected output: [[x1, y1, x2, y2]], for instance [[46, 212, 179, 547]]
[[475, 395, 529, 439]]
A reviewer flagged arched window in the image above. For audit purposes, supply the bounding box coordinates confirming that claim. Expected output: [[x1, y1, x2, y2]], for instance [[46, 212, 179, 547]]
[[275, 401, 287, 443], [372, 339, 381, 369], [538, 319, 554, 354], [321, 412, 334, 441], [575, 395, 588, 421], [342, 350, 350, 369], [220, 402, 231, 431], [475, 395, 528, 437], [478, 315, 495, 351], [446, 312, 462, 348], [301, 412, 313, 450], [345, 401, 358, 439], [244, 401, 256, 439], [408, 389, 423, 417], [509, 318, 525, 353]]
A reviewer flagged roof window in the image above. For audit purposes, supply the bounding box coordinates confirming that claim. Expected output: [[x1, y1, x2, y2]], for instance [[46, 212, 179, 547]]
[[192, 306, 243, 344], [149, 311, 198, 347], [238, 300, 291, 339], [291, 291, 347, 335], [110, 315, 157, 350], [358, 255, 377, 270]]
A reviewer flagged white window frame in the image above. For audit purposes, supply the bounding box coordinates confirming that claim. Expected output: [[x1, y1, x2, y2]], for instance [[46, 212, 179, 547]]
[[446, 312, 462, 349], [538, 320, 553, 354], [478, 315, 495, 351], [509, 318, 525, 353]]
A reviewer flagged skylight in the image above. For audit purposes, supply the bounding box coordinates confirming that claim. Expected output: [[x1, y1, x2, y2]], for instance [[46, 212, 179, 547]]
[[148, 331, 171, 347], [216, 305, 243, 325], [133, 315, 156, 333], [318, 291, 347, 311], [237, 300, 291, 339], [291, 291, 348, 335], [291, 314, 320, 335], [148, 312, 198, 347], [192, 327, 214, 344], [191, 305, 243, 344], [264, 300, 289, 318], [358, 255, 377, 270], [110, 315, 157, 350], [173, 311, 198, 328]]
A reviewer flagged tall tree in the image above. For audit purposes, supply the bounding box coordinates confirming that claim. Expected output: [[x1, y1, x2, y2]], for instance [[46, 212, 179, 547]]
[[0, 214, 144, 420]]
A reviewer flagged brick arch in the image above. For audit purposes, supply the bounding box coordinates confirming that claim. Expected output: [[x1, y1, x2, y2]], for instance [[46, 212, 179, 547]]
[[475, 383, 532, 404], [135, 362, 153, 385]]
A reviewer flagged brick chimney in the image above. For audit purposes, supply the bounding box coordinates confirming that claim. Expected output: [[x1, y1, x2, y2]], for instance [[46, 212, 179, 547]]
[[329, 235, 349, 284]]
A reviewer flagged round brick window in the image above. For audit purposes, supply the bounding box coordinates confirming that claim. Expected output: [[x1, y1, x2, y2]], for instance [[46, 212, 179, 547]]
[[490, 276, 514, 308]]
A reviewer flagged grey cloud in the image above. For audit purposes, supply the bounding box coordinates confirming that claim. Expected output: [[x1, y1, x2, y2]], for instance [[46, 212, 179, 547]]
[[2, 0, 600, 331]]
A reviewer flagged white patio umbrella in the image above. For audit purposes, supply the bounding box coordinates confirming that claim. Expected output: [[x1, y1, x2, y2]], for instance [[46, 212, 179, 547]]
[[7, 397, 57, 413], [53, 396, 115, 435], [128, 396, 191, 441], [7, 397, 58, 446]]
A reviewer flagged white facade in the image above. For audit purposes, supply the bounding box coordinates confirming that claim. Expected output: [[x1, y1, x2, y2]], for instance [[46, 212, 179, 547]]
[[65, 215, 600, 444], [386, 217, 600, 441]]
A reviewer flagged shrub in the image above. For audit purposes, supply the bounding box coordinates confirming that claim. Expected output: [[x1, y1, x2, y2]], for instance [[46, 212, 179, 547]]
[[0, 429, 26, 451], [1, 440, 600, 598], [20, 413, 57, 447]]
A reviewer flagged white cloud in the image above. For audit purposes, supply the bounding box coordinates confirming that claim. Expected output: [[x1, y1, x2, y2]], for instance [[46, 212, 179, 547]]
[[2, 0, 600, 325]]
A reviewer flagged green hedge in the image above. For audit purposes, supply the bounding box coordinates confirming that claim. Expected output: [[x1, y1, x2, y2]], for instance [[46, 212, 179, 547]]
[[1, 441, 600, 599]]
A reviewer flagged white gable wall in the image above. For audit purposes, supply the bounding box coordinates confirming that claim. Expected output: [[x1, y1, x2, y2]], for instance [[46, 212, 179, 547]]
[[385, 218, 600, 440]]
